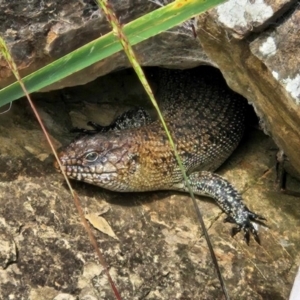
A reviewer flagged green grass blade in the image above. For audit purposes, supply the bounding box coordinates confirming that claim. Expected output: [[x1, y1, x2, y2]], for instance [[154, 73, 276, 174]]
[[0, 0, 224, 107]]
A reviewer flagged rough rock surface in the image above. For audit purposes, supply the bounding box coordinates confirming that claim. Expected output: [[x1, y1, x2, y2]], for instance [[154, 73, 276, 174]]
[[0, 0, 208, 90], [1, 0, 299, 177], [0, 68, 300, 299]]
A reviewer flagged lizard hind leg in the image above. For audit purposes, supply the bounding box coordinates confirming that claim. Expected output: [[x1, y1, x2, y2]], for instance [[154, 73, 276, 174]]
[[183, 171, 266, 244]]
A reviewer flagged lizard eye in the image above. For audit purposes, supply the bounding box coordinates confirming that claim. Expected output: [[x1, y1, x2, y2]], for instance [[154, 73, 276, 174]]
[[84, 152, 99, 162]]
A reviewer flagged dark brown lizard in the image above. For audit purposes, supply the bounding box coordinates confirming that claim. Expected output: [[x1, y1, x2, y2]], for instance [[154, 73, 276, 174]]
[[56, 67, 265, 243]]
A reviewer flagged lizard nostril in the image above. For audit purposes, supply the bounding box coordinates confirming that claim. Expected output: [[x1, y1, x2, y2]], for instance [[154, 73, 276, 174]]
[[54, 159, 61, 171]]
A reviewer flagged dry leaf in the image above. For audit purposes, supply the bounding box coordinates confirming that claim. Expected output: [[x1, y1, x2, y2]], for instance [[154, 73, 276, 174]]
[[85, 213, 118, 240]]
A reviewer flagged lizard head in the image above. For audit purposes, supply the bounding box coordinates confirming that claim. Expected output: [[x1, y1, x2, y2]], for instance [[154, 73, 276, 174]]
[[54, 132, 135, 190]]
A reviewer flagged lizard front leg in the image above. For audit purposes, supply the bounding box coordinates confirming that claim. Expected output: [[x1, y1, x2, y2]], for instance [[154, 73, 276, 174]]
[[181, 171, 266, 244], [72, 107, 152, 134]]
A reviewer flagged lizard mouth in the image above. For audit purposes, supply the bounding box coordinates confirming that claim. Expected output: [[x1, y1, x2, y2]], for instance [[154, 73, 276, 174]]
[[54, 157, 94, 182], [54, 158, 69, 173], [54, 160, 81, 180]]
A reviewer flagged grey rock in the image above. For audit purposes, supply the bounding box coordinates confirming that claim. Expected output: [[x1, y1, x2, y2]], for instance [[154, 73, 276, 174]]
[[0, 0, 209, 91], [197, 0, 300, 177], [0, 68, 300, 299], [0, 0, 300, 298], [0, 218, 17, 269]]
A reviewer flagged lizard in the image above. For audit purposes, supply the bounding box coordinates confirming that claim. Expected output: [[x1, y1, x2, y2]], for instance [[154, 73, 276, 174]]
[[55, 67, 266, 244]]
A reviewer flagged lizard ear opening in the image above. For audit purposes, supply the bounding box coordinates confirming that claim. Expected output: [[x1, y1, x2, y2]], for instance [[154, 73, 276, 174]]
[[84, 151, 99, 162]]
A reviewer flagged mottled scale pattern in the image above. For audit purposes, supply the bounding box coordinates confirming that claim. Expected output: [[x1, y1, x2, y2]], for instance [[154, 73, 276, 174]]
[[57, 67, 265, 243]]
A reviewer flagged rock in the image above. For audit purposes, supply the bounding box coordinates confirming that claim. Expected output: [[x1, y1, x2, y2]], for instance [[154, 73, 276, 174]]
[[29, 287, 59, 300], [53, 293, 77, 300], [197, 1, 300, 177], [0, 218, 17, 269], [1, 67, 300, 299], [1, 0, 299, 176], [1, 0, 300, 298], [0, 0, 209, 90]]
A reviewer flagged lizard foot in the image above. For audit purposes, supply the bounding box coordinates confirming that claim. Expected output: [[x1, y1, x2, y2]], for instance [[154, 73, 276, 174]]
[[224, 212, 267, 245]]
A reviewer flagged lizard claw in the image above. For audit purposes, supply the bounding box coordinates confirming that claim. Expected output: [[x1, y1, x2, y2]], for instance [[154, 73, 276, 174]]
[[231, 222, 260, 245], [247, 211, 267, 223], [226, 211, 267, 245], [223, 215, 236, 223]]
